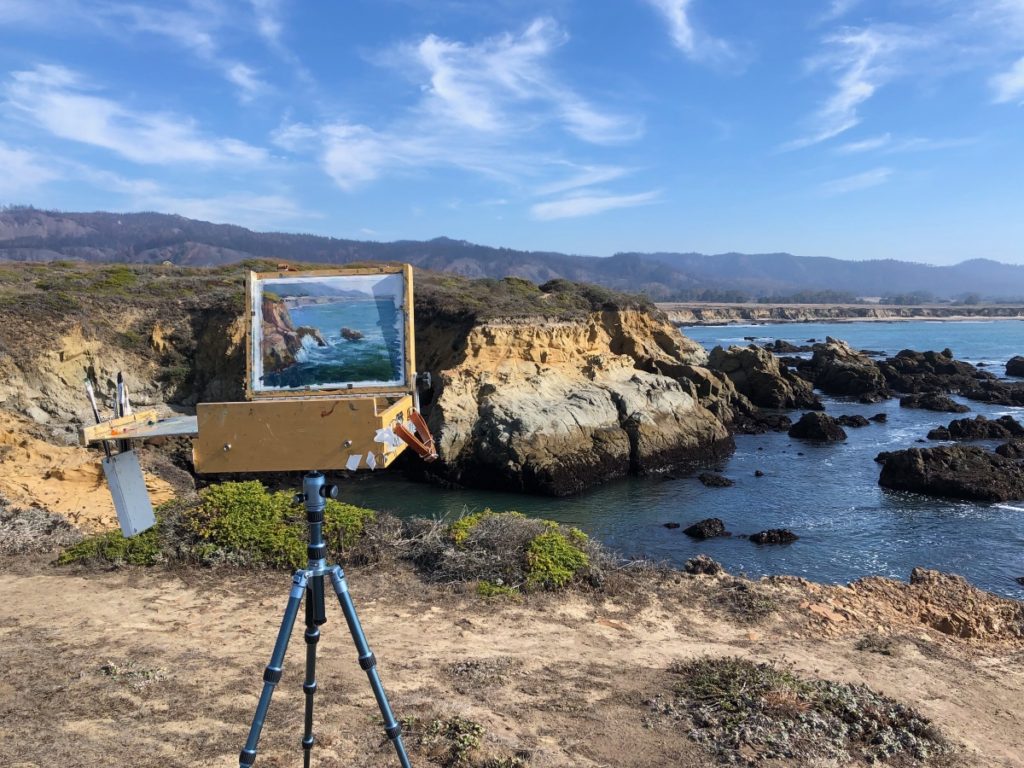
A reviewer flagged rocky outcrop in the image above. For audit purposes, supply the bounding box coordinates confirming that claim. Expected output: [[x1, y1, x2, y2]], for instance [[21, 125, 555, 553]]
[[926, 415, 1024, 441], [708, 344, 822, 410], [996, 440, 1024, 459], [423, 310, 733, 496], [683, 518, 728, 539], [879, 348, 992, 394], [684, 554, 724, 575], [751, 529, 798, 544], [660, 303, 1024, 325], [698, 472, 733, 487], [836, 414, 870, 428], [1007, 356, 1024, 377], [899, 393, 970, 413], [877, 445, 1024, 501], [788, 412, 847, 441], [260, 295, 302, 372], [801, 338, 888, 400]]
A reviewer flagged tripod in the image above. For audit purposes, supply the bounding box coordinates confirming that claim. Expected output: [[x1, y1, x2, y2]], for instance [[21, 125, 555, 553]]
[[238, 471, 412, 768]]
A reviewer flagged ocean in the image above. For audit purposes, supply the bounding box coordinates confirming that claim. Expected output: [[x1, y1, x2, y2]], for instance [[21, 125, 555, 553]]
[[336, 320, 1024, 599]]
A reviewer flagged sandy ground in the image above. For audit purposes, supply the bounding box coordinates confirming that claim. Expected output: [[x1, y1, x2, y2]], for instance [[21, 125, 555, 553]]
[[1, 555, 1022, 768], [0, 413, 173, 532]]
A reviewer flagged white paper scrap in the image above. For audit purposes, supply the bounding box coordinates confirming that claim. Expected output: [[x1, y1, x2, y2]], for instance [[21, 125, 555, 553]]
[[374, 426, 403, 450], [345, 454, 362, 471], [366, 452, 378, 471]]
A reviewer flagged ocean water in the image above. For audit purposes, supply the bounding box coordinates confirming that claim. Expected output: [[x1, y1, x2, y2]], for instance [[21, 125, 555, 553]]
[[336, 320, 1024, 598]]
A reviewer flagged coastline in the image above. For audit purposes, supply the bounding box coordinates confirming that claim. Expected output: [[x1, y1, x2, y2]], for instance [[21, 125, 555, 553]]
[[657, 302, 1024, 326]]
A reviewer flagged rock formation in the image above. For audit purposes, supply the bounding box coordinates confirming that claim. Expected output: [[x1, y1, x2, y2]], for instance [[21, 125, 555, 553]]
[[750, 529, 798, 544], [996, 440, 1024, 459], [836, 414, 870, 428], [708, 344, 822, 410], [698, 472, 734, 487], [788, 412, 848, 441], [926, 415, 1024, 441], [879, 349, 992, 394], [422, 310, 734, 495], [683, 518, 728, 539], [801, 338, 888, 400], [899, 393, 970, 413], [877, 445, 1024, 501], [1006, 356, 1024, 377]]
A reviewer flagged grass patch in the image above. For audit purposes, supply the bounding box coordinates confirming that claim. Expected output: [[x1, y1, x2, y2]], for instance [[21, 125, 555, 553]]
[[659, 656, 951, 765], [57, 526, 163, 566], [712, 578, 780, 624], [525, 524, 590, 590]]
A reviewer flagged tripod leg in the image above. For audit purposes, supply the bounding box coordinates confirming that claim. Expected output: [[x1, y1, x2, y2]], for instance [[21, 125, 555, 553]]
[[330, 566, 412, 768], [239, 570, 309, 768], [302, 577, 326, 768]]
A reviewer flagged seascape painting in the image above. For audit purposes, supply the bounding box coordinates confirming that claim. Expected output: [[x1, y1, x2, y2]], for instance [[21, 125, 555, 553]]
[[251, 271, 406, 393]]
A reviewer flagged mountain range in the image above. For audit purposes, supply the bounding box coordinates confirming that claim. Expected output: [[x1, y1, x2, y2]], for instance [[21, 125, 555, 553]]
[[2, 207, 1022, 301]]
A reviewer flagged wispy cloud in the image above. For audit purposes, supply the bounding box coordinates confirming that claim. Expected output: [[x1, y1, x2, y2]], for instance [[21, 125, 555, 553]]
[[531, 191, 659, 220], [0, 141, 61, 196], [784, 25, 926, 150], [94, 1, 270, 101], [4, 65, 268, 166], [642, 0, 736, 67], [820, 0, 863, 23], [819, 167, 892, 196], [403, 17, 641, 144], [139, 192, 314, 228], [837, 133, 892, 153], [991, 55, 1024, 103]]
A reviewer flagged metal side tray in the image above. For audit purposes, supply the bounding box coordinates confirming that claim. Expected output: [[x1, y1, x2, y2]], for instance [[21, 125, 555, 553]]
[[101, 450, 156, 537]]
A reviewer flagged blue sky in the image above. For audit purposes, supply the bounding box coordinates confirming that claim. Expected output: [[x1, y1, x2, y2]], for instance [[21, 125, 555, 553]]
[[1, 0, 1022, 264]]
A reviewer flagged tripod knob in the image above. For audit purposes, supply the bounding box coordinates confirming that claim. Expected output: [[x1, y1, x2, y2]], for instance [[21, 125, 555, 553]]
[[320, 484, 338, 499], [293, 493, 306, 504]]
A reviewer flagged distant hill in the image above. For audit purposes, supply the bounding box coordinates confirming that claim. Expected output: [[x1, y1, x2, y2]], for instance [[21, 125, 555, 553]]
[[1, 207, 1022, 301]]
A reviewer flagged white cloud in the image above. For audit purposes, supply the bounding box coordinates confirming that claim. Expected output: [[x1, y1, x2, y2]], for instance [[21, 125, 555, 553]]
[[0, 142, 61, 196], [405, 17, 641, 144], [249, 0, 284, 45], [138, 193, 313, 228], [4, 65, 268, 166], [837, 133, 892, 153], [819, 167, 892, 196], [226, 63, 265, 102], [534, 165, 632, 196], [821, 0, 863, 23], [531, 191, 659, 220], [991, 55, 1024, 103], [643, 0, 736, 66], [785, 25, 924, 150]]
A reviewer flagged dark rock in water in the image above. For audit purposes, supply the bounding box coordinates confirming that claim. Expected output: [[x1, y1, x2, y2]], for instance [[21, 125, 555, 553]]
[[797, 451, 805, 456], [708, 344, 822, 410], [801, 338, 889, 399], [683, 518, 728, 539], [858, 392, 887, 404], [743, 335, 757, 341], [977, 362, 988, 367], [663, 522, 681, 529], [1007, 356, 1024, 377], [929, 414, 1024, 441], [901, 397, 970, 415], [754, 469, 765, 477], [764, 339, 812, 354], [684, 554, 723, 575], [340, 326, 364, 341], [806, 338, 817, 343], [996, 440, 1024, 459], [1016, 576, 1024, 586], [899, 393, 970, 413], [859, 349, 886, 357], [915, 438, 927, 443], [879, 348, 993, 395], [788, 412, 848, 441], [874, 450, 893, 463], [750, 529, 799, 545], [698, 472, 734, 487], [837, 414, 870, 428], [869, 413, 888, 423], [877, 445, 1024, 501]]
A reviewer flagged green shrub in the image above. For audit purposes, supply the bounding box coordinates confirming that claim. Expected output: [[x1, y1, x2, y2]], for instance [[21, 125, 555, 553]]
[[476, 580, 520, 599], [525, 523, 590, 589], [58, 481, 376, 569], [57, 526, 162, 566]]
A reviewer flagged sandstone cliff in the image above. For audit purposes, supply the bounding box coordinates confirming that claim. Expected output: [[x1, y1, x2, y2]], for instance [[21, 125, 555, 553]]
[[660, 302, 1024, 325], [418, 309, 732, 495]]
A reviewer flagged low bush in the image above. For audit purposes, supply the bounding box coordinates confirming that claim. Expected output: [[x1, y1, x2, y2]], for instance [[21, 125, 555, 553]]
[[58, 481, 376, 569], [656, 656, 951, 765]]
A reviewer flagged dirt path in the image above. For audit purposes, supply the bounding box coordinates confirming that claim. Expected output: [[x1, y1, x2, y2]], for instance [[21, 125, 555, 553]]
[[0, 557, 1022, 768]]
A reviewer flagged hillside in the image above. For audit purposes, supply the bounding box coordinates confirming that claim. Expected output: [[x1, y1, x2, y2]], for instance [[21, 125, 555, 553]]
[[3, 207, 1024, 300]]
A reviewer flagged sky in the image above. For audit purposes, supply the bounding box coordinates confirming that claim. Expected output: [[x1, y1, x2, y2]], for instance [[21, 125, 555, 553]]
[[0, 0, 1022, 265]]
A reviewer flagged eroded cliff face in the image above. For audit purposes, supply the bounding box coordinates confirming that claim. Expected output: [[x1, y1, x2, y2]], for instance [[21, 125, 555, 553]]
[[660, 303, 1024, 325], [420, 310, 732, 495]]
